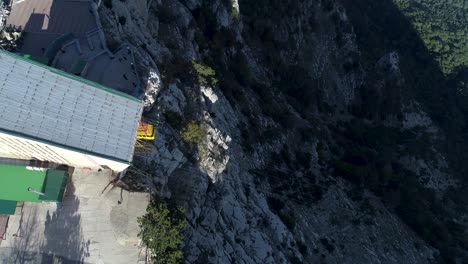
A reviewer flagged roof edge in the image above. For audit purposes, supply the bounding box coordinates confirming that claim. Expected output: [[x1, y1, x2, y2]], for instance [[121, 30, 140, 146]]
[[127, 102, 144, 162], [0, 127, 131, 166], [0, 49, 141, 103]]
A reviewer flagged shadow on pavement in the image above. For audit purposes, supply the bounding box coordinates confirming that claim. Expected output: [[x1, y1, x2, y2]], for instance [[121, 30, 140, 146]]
[[40, 178, 90, 263]]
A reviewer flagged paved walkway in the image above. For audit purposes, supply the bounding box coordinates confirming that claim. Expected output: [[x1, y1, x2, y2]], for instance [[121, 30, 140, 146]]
[[0, 168, 149, 264]]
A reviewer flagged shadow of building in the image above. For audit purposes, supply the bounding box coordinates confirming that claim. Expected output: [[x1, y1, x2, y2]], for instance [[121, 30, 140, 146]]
[[40, 179, 90, 264]]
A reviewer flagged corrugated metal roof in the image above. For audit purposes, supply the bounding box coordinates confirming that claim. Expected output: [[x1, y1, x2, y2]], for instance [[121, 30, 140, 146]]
[[0, 50, 142, 162]]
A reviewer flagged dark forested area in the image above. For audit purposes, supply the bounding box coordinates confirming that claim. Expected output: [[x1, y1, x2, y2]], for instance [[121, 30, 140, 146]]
[[343, 0, 468, 262], [394, 0, 468, 75]]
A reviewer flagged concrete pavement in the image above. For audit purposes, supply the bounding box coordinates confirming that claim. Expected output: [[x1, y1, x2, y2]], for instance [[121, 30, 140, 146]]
[[0, 168, 149, 264]]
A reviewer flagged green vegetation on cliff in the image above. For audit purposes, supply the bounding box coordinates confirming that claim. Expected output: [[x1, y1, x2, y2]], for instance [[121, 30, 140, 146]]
[[394, 0, 468, 75], [192, 61, 218, 86], [138, 200, 186, 264], [180, 121, 207, 146]]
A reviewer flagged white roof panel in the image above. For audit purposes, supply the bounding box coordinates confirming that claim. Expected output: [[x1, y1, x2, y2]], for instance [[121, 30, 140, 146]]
[[0, 50, 143, 162]]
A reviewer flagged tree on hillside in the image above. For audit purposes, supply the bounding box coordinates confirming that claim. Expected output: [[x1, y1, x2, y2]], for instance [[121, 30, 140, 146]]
[[138, 200, 186, 264], [180, 121, 207, 146]]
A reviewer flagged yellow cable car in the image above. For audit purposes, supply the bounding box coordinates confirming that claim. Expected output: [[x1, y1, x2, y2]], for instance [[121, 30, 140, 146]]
[[137, 122, 156, 140]]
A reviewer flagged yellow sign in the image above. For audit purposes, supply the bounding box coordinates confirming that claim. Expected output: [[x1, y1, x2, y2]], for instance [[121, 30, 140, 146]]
[[137, 122, 156, 140]]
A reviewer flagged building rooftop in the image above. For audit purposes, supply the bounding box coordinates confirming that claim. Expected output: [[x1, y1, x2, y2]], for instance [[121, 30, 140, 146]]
[[0, 50, 143, 163]]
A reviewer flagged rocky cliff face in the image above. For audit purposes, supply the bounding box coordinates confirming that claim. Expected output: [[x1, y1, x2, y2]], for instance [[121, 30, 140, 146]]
[[99, 0, 466, 263]]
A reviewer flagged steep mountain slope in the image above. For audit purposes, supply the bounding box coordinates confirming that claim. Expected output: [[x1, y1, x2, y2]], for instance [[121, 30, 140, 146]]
[[99, 0, 467, 263]]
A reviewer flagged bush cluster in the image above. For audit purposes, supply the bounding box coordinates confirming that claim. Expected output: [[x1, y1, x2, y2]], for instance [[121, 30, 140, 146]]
[[192, 61, 218, 86], [138, 200, 186, 264], [180, 121, 207, 145]]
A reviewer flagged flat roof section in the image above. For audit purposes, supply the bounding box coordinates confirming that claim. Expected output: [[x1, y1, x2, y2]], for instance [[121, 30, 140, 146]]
[[0, 50, 143, 162], [0, 165, 69, 203], [39, 169, 69, 202], [0, 165, 47, 202], [6, 0, 96, 56]]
